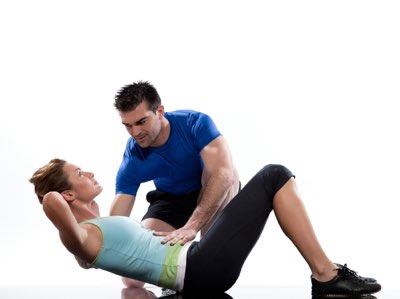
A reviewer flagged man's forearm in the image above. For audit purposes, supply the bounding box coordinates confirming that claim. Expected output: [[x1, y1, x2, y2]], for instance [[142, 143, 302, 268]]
[[183, 167, 238, 232], [109, 194, 135, 216]]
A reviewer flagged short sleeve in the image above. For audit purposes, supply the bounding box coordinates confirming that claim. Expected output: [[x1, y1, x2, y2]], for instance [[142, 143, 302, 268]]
[[188, 112, 221, 151], [115, 149, 141, 196]]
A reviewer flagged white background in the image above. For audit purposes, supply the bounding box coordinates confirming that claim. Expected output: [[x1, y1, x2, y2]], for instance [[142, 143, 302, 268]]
[[0, 0, 399, 290]]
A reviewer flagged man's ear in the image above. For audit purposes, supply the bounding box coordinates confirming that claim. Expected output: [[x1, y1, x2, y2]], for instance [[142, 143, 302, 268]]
[[156, 105, 165, 118], [61, 190, 76, 202]]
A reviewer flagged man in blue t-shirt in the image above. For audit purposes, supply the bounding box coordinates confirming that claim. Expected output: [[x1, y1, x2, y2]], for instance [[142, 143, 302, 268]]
[[110, 81, 239, 251]]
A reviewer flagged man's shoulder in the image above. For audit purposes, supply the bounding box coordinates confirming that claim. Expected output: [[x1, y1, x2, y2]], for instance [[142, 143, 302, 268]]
[[166, 110, 211, 124], [166, 109, 204, 117]]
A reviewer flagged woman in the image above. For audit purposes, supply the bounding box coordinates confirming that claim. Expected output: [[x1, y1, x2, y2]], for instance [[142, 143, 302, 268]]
[[29, 159, 381, 296]]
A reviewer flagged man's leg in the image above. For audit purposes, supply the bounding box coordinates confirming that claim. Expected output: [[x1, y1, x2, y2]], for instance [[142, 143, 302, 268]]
[[141, 218, 176, 232]]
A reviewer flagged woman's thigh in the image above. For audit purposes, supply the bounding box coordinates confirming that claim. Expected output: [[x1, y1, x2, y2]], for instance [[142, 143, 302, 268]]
[[183, 164, 294, 292]]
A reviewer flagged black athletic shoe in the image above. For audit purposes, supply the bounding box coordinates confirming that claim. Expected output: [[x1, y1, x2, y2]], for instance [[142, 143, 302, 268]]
[[335, 263, 377, 283], [161, 288, 176, 297], [311, 264, 381, 297]]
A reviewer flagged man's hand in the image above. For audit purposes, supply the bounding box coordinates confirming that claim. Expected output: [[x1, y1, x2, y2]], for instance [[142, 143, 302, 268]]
[[153, 227, 197, 245]]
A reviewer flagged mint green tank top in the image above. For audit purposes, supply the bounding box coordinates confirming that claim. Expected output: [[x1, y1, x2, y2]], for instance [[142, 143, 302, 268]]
[[83, 216, 190, 291]]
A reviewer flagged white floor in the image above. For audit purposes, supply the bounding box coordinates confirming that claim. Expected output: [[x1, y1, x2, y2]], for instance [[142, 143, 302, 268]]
[[0, 285, 393, 299]]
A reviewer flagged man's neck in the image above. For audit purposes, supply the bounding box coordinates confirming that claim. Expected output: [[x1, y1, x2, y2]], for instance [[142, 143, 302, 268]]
[[152, 117, 171, 147]]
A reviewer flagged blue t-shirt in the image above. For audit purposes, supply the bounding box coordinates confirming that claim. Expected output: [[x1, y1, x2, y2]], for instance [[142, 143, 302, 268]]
[[116, 110, 221, 196]]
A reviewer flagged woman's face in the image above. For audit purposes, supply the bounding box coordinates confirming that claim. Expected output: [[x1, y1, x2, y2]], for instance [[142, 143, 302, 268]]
[[63, 162, 103, 201]]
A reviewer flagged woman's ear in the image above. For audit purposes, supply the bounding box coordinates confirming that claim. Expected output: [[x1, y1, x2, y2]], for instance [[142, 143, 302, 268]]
[[61, 190, 76, 202]]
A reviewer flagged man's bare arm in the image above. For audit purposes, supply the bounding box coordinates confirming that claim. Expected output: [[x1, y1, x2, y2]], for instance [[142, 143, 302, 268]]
[[185, 135, 239, 232], [109, 193, 136, 216], [154, 135, 239, 244]]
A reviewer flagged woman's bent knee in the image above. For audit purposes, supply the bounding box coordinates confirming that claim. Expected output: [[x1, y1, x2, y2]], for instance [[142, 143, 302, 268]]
[[259, 164, 295, 195]]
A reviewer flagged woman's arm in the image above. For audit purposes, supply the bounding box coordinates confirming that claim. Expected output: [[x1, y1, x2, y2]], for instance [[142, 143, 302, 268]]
[[42, 192, 88, 256]]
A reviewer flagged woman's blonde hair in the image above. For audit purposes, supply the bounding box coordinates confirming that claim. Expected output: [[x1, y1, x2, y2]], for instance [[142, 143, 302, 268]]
[[29, 158, 71, 204]]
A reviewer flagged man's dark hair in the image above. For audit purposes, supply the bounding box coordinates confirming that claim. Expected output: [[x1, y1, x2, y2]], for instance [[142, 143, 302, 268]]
[[114, 81, 161, 112]]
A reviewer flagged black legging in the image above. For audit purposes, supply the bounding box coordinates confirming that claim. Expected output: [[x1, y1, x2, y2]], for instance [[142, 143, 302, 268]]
[[183, 164, 294, 293]]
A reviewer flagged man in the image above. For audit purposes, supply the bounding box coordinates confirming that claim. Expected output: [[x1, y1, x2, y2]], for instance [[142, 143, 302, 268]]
[[110, 81, 239, 247]]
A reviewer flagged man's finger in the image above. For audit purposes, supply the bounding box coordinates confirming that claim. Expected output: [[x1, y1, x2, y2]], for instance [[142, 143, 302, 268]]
[[152, 231, 168, 236], [161, 234, 174, 244], [179, 237, 188, 245], [169, 238, 178, 246]]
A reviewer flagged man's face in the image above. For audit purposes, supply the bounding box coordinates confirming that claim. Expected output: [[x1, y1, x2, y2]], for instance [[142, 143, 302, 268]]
[[119, 101, 164, 148]]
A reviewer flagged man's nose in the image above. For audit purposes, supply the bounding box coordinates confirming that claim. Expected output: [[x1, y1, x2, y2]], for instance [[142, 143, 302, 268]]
[[129, 126, 141, 137]]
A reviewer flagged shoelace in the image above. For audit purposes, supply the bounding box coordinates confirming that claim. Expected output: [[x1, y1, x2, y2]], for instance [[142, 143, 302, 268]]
[[338, 263, 363, 281]]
